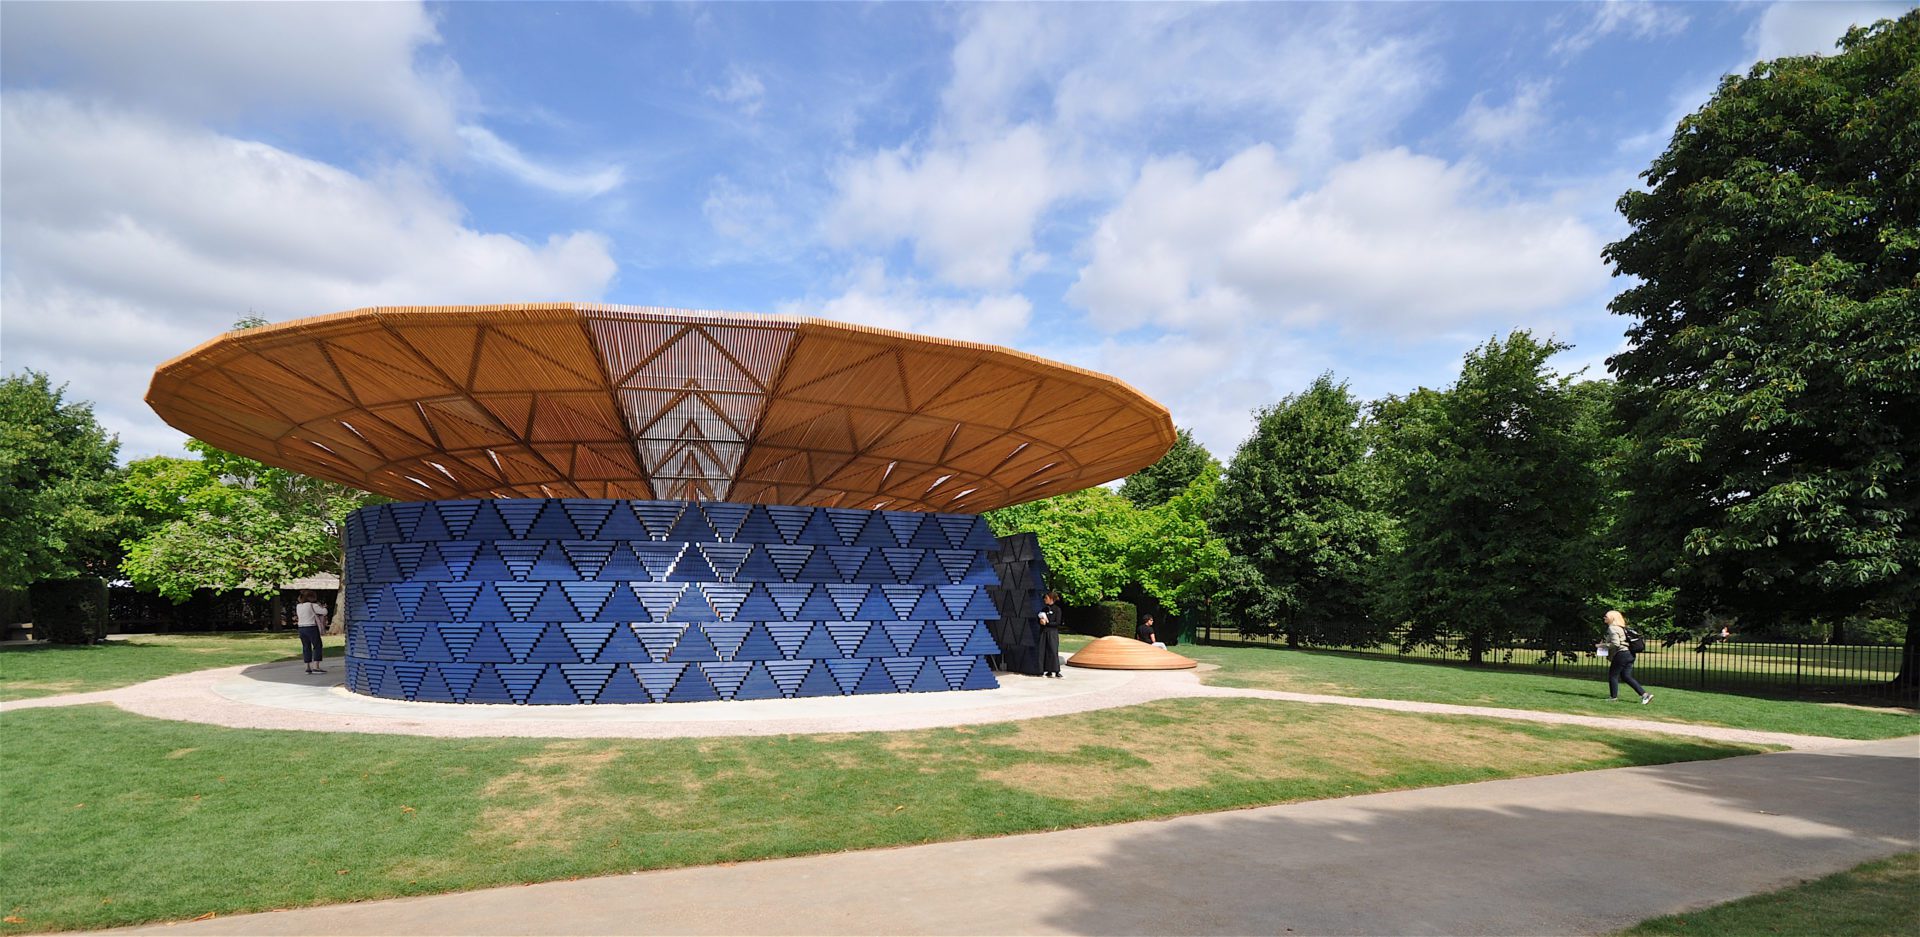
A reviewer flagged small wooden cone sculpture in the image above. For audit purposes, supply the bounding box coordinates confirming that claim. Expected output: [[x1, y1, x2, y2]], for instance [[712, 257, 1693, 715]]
[[1065, 636, 1197, 670]]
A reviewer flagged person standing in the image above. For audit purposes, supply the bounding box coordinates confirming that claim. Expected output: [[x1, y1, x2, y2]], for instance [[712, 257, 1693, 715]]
[[1038, 591, 1063, 678], [296, 590, 329, 675], [1599, 609, 1651, 704]]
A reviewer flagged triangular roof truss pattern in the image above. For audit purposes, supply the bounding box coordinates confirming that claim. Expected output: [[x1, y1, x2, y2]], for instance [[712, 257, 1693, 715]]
[[148, 304, 1174, 512]]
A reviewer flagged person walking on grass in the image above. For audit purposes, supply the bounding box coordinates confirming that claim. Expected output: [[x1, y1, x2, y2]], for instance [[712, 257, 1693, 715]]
[[1599, 609, 1651, 704], [296, 590, 329, 675]]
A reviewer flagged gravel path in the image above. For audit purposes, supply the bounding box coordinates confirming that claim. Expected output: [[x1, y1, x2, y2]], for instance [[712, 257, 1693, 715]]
[[0, 658, 1868, 748]]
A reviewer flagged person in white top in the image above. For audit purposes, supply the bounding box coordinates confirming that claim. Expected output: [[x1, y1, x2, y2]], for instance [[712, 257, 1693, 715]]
[[295, 590, 329, 674]]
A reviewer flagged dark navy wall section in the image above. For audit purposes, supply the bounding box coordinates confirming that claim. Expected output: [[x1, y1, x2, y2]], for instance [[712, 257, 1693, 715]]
[[341, 499, 1002, 704]]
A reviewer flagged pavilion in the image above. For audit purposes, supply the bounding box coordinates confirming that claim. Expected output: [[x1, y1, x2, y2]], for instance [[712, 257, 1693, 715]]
[[147, 304, 1173, 704]]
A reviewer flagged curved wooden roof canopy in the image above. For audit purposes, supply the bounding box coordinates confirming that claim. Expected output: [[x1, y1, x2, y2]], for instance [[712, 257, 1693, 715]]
[[146, 304, 1176, 512]]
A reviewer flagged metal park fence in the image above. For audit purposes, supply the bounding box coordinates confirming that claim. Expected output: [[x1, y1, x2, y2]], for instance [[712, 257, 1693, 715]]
[[106, 587, 280, 633], [1198, 624, 1917, 707]]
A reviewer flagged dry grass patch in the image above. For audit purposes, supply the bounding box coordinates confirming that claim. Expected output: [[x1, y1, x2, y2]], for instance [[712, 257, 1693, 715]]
[[1, 679, 86, 696], [970, 701, 1625, 800], [476, 741, 629, 850]]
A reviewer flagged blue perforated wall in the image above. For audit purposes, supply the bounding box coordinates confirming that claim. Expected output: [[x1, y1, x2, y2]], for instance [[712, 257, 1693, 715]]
[[341, 500, 1003, 704]]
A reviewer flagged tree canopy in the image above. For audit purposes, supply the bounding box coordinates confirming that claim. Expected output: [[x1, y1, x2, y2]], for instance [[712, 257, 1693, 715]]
[[1120, 428, 1218, 508], [1603, 12, 1919, 681], [0, 372, 126, 588], [984, 486, 1141, 605], [118, 441, 383, 601], [1214, 375, 1392, 647], [986, 470, 1228, 619], [1375, 334, 1609, 662]]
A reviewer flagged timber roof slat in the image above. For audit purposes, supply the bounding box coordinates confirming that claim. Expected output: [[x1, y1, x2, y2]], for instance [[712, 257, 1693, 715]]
[[146, 304, 1173, 511]]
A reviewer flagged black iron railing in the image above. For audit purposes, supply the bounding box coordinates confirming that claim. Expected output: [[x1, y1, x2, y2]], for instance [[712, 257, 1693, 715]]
[[1199, 624, 1916, 706]]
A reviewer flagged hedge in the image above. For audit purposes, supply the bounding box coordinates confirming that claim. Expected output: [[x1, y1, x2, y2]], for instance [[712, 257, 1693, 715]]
[[0, 587, 29, 626], [27, 577, 108, 644], [1066, 600, 1138, 638]]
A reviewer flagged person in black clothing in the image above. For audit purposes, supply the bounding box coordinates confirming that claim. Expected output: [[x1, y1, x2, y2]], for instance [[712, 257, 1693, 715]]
[[1136, 614, 1158, 645], [1038, 591, 1063, 678]]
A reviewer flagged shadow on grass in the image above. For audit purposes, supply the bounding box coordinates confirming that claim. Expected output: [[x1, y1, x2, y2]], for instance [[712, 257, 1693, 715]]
[[1032, 743, 1919, 935]]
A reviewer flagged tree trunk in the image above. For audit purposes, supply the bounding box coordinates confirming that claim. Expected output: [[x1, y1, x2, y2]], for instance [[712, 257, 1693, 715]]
[[1892, 606, 1919, 690], [337, 532, 349, 638], [1467, 632, 1487, 665]]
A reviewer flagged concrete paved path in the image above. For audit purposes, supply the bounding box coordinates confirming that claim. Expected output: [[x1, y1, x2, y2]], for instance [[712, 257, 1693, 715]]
[[2, 659, 1871, 749], [102, 736, 1918, 937]]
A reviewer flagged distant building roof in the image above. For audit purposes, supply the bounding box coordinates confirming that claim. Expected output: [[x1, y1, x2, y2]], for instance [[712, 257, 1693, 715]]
[[237, 574, 341, 592]]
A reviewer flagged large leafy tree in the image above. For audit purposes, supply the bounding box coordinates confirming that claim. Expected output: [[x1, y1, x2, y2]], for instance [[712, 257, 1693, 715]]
[[985, 477, 1228, 620], [119, 440, 382, 601], [1120, 428, 1217, 508], [1375, 334, 1609, 662], [984, 486, 1143, 605], [1214, 375, 1393, 647], [1604, 13, 1920, 686], [0, 372, 126, 588], [1127, 470, 1232, 622]]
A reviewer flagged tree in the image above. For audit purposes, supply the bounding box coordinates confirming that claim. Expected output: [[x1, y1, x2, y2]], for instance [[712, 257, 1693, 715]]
[[1214, 375, 1393, 647], [0, 371, 126, 589], [1126, 470, 1232, 636], [1120, 428, 1218, 508], [1375, 334, 1609, 663], [984, 486, 1142, 605], [118, 440, 382, 601], [1603, 12, 1920, 687]]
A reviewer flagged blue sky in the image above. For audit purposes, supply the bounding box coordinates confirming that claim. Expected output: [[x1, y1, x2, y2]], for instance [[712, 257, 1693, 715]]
[[1, 1, 1910, 464]]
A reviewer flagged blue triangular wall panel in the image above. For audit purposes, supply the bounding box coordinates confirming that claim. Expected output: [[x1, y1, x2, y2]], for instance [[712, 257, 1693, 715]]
[[345, 498, 1006, 705]]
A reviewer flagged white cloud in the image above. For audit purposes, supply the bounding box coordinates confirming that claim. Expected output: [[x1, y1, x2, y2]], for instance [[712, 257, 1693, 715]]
[[1747, 1, 1910, 61], [1552, 2, 1690, 57], [777, 262, 1032, 346], [0, 94, 619, 458], [0, 1, 460, 143], [1069, 145, 1610, 337], [1458, 81, 1553, 150], [1012, 313, 1337, 460], [1, 2, 624, 199], [943, 4, 1434, 163], [826, 125, 1062, 289], [708, 67, 766, 118], [822, 5, 1437, 293], [457, 125, 625, 197], [704, 176, 780, 243]]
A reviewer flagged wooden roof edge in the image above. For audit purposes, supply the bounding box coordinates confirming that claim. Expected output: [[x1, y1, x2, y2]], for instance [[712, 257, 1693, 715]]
[[145, 303, 1178, 500], [149, 303, 1174, 426]]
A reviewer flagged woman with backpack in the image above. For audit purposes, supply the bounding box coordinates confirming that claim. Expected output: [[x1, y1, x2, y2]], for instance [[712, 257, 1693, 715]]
[[1599, 609, 1652, 704]]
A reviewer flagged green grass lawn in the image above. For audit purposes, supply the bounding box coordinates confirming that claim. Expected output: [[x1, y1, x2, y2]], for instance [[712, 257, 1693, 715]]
[[1620, 852, 1920, 936], [1206, 628, 1905, 688], [0, 632, 344, 701], [1171, 641, 1919, 740], [0, 700, 1765, 934]]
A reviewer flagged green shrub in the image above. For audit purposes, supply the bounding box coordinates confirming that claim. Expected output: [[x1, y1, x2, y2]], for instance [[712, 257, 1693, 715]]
[[27, 578, 107, 644], [1065, 600, 1137, 637]]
